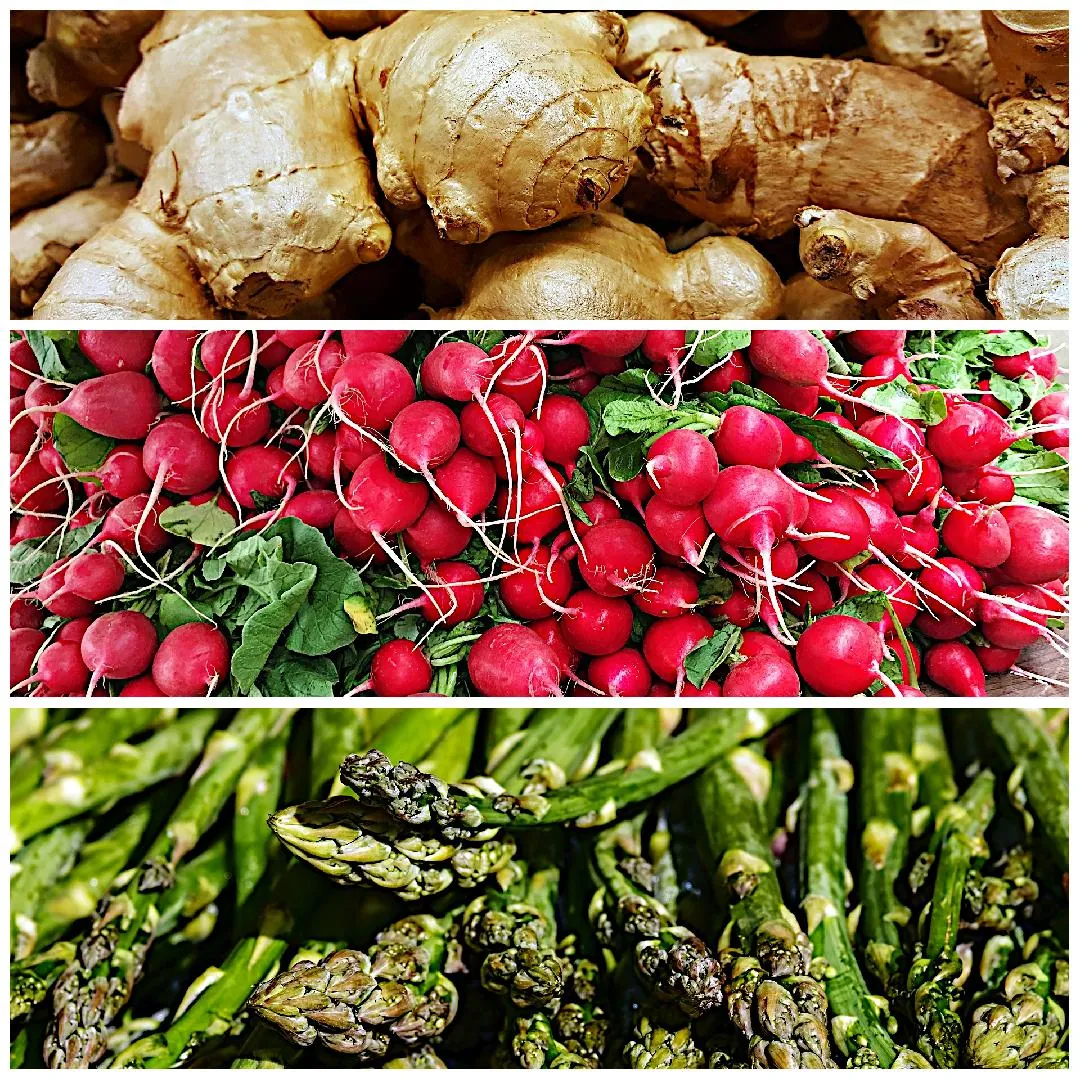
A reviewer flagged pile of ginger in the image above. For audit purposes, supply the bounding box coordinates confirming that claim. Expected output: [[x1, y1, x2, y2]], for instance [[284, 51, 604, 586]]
[[9, 9, 1068, 322]]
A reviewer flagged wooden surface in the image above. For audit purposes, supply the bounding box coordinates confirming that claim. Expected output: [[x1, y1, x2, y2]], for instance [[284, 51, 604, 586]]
[[983, 637, 1069, 697]]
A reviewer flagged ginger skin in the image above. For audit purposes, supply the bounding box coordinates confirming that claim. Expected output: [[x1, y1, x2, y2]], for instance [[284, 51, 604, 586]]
[[308, 11, 402, 34], [794, 205, 990, 319], [352, 10, 655, 243], [11, 112, 108, 214], [11, 181, 136, 314], [630, 15, 1029, 268], [782, 272, 868, 320], [34, 11, 391, 320], [395, 211, 782, 320]]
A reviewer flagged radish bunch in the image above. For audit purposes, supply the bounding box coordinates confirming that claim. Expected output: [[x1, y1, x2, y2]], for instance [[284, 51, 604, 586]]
[[9, 327, 1069, 698]]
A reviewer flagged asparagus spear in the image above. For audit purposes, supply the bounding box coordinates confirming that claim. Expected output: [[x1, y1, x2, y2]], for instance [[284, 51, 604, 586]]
[[11, 705, 48, 752], [911, 710, 958, 824], [45, 707, 294, 1069], [11, 708, 218, 850], [986, 709, 1069, 873], [905, 769, 996, 1067], [111, 709, 470, 1069], [695, 744, 837, 1067], [624, 1012, 705, 1068], [310, 707, 394, 797], [857, 708, 918, 994], [801, 712, 927, 1068]]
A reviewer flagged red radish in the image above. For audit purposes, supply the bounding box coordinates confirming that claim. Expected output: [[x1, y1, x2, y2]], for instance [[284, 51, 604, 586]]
[[499, 546, 572, 620], [37, 439, 66, 478], [895, 508, 940, 569], [554, 330, 645, 357], [98, 445, 151, 499], [81, 611, 158, 683], [755, 373, 818, 414], [305, 431, 337, 481], [414, 562, 484, 626], [859, 353, 911, 386], [12, 627, 46, 688], [924, 641, 986, 696], [714, 588, 757, 628], [35, 640, 91, 695], [494, 472, 565, 545], [332, 352, 415, 430], [433, 449, 497, 517], [993, 348, 1057, 381], [421, 341, 495, 402], [24, 378, 67, 431], [151, 330, 207, 403], [847, 489, 905, 557], [1034, 418, 1068, 451], [10, 337, 41, 392], [560, 591, 633, 656], [265, 367, 295, 409], [490, 336, 547, 412], [461, 393, 525, 458], [468, 623, 563, 696], [98, 494, 172, 554], [942, 465, 1015, 504], [845, 330, 906, 357], [642, 612, 713, 687], [531, 616, 578, 677], [11, 396, 35, 455], [854, 563, 918, 628], [919, 557, 983, 619], [977, 584, 1049, 650], [613, 474, 652, 517], [972, 643, 1021, 674], [58, 618, 93, 644], [858, 414, 925, 472], [201, 384, 270, 447], [679, 679, 722, 697], [271, 330, 320, 350], [54, 372, 160, 440], [644, 498, 709, 566], [578, 520, 655, 597], [333, 508, 378, 560], [699, 349, 751, 393], [143, 415, 219, 496], [11, 451, 67, 513], [64, 551, 125, 602], [712, 406, 783, 468], [201, 330, 253, 380], [634, 566, 698, 619], [926, 403, 1021, 469], [723, 654, 800, 697], [1032, 391, 1068, 424], [390, 401, 460, 470], [282, 490, 340, 530], [10, 597, 43, 630], [404, 503, 471, 563], [282, 338, 346, 408], [334, 424, 379, 474], [884, 453, 942, 513], [976, 379, 1010, 418], [748, 330, 854, 400], [340, 330, 409, 357], [795, 615, 884, 695], [645, 429, 719, 506], [13, 515, 56, 543], [368, 639, 432, 695], [577, 494, 621, 531], [225, 446, 302, 511], [940, 506, 1011, 568], [255, 331, 289, 369], [152, 623, 230, 695], [739, 631, 790, 663], [794, 487, 871, 563], [782, 570, 834, 618], [815, 411, 855, 432], [916, 610, 971, 641], [120, 675, 165, 697], [643, 330, 687, 373], [346, 454, 428, 535], [534, 396, 590, 471], [999, 505, 1069, 584], [38, 562, 93, 619], [588, 649, 652, 697], [78, 330, 157, 374]]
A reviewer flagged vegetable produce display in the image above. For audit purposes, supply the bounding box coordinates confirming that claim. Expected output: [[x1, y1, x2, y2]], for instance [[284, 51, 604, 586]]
[[10, 10, 1069, 321], [9, 327, 1069, 698], [9, 704, 1069, 1068]]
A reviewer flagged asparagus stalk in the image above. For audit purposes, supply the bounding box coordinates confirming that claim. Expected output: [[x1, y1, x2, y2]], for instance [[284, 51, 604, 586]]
[[11, 705, 48, 752], [11, 708, 218, 850], [112, 709, 469, 1069], [310, 707, 393, 797], [695, 743, 837, 1067], [45, 707, 294, 1069], [624, 1012, 704, 1068], [857, 708, 917, 994], [802, 712, 927, 1068]]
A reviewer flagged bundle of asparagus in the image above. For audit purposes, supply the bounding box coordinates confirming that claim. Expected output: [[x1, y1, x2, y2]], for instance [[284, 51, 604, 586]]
[[9, 706, 1069, 1069]]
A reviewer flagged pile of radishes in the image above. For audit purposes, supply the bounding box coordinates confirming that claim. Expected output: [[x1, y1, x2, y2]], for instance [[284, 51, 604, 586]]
[[9, 327, 1069, 698]]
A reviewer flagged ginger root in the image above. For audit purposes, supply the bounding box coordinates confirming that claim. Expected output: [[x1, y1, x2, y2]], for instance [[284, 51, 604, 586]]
[[352, 10, 654, 243], [1025, 165, 1069, 238], [395, 211, 782, 320], [32, 11, 390, 319], [617, 11, 708, 81], [631, 16, 1029, 268], [308, 11, 402, 34], [782, 271, 869, 320], [11, 181, 136, 314], [794, 205, 989, 319], [852, 10, 996, 102], [982, 11, 1069, 181], [11, 112, 107, 214], [25, 11, 160, 108]]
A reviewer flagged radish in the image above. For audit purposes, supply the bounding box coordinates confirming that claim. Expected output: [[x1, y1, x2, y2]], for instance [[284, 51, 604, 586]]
[[78, 330, 157, 374], [884, 453, 943, 513], [12, 628, 46, 688], [225, 446, 302, 512], [853, 563, 918, 628], [14, 515, 56, 543], [143, 415, 219, 496], [942, 465, 1015, 504], [120, 675, 166, 697], [916, 610, 971, 641], [332, 352, 415, 431], [412, 562, 484, 626], [613, 474, 652, 517], [10, 336, 40, 392], [490, 336, 547, 412], [739, 631, 790, 663], [281, 490, 340, 530], [534, 396, 590, 471], [977, 583, 1055, 651], [346, 454, 428, 535], [553, 330, 645, 357], [755, 374, 818, 414], [587, 649, 652, 697], [283, 338, 346, 408], [642, 612, 713, 689], [334, 424, 380, 474], [468, 623, 563, 696], [494, 472, 565, 545], [1032, 391, 1068, 424], [305, 431, 337, 481], [11, 396, 35, 455], [648, 496, 709, 566], [845, 330, 906, 357], [152, 622, 230, 695], [333, 508, 379, 560], [747, 330, 859, 405], [645, 429, 719, 506], [201, 384, 270, 447], [925, 403, 1022, 469], [10, 597, 43, 631], [430, 450, 497, 519], [972, 643, 1021, 674], [847, 489, 905, 557], [782, 569, 834, 618], [999, 505, 1069, 584], [421, 341, 495, 403], [367, 639, 432, 696], [461, 394, 525, 458], [11, 451, 67, 513], [530, 616, 578, 678], [57, 617, 94, 644], [63, 550, 125, 602], [578, 520, 655, 597], [390, 401, 461, 471], [993, 348, 1057, 381], [858, 414, 925, 473], [151, 330, 207, 404], [34, 640, 91, 695], [940, 505, 1011, 568], [404, 503, 471, 563], [919, 557, 983, 620], [712, 406, 783, 468], [1034, 418, 1068, 452], [98, 445, 151, 498], [38, 562, 94, 618], [53, 372, 160, 440], [499, 546, 573, 620], [24, 378, 66, 431], [97, 495, 172, 554], [679, 679, 722, 697], [699, 349, 751, 393], [634, 566, 698, 619], [560, 591, 633, 657], [924, 641, 986, 696], [201, 330, 254, 381], [340, 330, 410, 357], [81, 610, 158, 686], [722, 654, 800, 697], [795, 615, 885, 695], [793, 487, 871, 563]]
